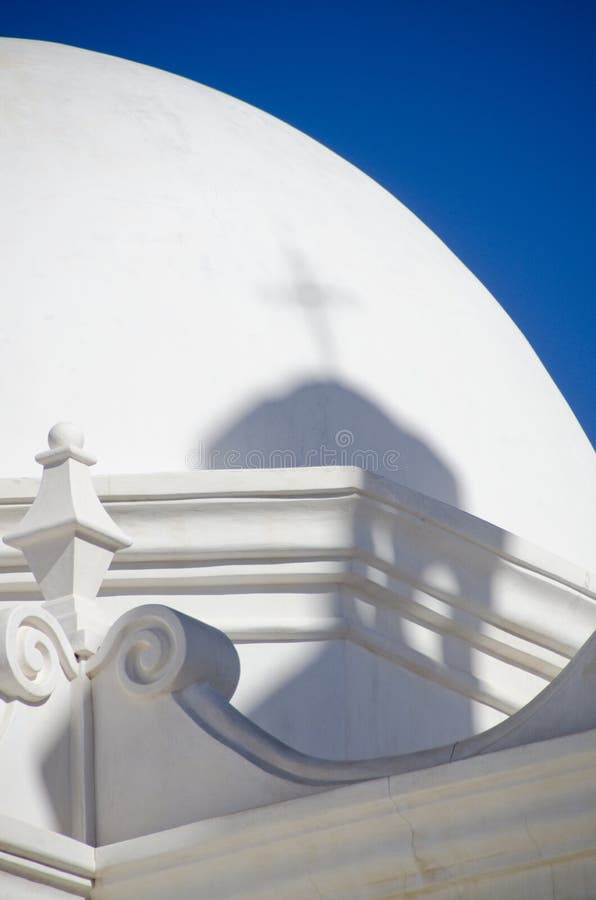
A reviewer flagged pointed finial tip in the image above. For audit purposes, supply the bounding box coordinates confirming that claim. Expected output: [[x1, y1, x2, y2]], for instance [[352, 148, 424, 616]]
[[48, 422, 85, 450]]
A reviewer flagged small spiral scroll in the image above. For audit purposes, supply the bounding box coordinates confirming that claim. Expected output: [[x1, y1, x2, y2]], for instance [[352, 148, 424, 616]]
[[87, 605, 240, 701], [118, 616, 182, 696], [0, 606, 78, 703]]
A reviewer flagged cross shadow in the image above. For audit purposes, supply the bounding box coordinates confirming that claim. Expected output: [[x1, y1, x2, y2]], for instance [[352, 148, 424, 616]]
[[261, 248, 359, 373], [188, 249, 505, 760], [32, 250, 504, 838]]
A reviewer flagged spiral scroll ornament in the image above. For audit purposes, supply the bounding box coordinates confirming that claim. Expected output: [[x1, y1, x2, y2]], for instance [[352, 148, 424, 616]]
[[0, 606, 78, 703], [87, 605, 240, 701], [117, 615, 184, 697]]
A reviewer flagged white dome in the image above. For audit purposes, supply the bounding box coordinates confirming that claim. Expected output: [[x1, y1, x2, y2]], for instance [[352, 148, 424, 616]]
[[1, 38, 594, 569]]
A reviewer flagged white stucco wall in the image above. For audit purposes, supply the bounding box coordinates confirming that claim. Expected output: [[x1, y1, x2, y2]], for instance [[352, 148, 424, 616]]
[[1, 38, 594, 569]]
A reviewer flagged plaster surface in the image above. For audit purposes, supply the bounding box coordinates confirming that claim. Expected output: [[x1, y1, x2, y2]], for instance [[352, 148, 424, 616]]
[[1, 38, 594, 570], [92, 728, 596, 899], [2, 466, 593, 767], [0, 441, 595, 898], [3, 728, 596, 898]]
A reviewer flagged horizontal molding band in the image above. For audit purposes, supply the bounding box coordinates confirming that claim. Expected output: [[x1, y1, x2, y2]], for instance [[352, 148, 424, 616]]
[[0, 469, 591, 718], [212, 616, 516, 714], [0, 849, 92, 896], [0, 814, 94, 877], [346, 572, 565, 680], [0, 467, 592, 592], [347, 621, 518, 715], [0, 553, 581, 663], [0, 566, 564, 712]]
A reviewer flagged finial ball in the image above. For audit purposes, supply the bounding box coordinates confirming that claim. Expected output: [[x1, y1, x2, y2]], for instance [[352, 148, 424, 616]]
[[48, 422, 85, 450]]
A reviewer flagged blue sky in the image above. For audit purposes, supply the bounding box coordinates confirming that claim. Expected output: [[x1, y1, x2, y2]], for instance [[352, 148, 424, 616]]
[[3, 0, 595, 445]]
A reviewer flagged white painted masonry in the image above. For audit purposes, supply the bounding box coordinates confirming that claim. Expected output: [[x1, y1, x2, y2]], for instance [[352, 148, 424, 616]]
[[1, 38, 595, 570], [0, 425, 595, 896], [1, 37, 595, 899]]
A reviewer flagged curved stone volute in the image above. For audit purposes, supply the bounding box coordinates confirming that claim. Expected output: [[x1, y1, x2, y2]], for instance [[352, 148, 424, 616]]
[[87, 604, 240, 701]]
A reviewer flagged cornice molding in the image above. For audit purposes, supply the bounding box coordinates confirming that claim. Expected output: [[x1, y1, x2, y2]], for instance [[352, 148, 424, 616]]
[[0, 813, 93, 897], [1, 468, 594, 714], [0, 467, 592, 587]]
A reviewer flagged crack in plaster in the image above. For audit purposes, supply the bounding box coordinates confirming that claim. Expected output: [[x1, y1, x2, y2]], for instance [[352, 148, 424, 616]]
[[306, 870, 324, 898], [522, 815, 555, 900], [387, 781, 427, 880]]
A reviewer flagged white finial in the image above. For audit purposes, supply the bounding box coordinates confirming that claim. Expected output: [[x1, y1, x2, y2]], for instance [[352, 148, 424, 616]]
[[48, 421, 85, 450], [3, 423, 132, 657]]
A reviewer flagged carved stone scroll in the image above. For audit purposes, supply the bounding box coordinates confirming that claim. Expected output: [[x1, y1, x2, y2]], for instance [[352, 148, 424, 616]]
[[0, 605, 78, 703]]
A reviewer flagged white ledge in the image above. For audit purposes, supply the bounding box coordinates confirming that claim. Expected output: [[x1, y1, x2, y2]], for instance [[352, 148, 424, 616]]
[[93, 728, 596, 899], [0, 813, 94, 875], [0, 467, 592, 592], [1, 467, 594, 717]]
